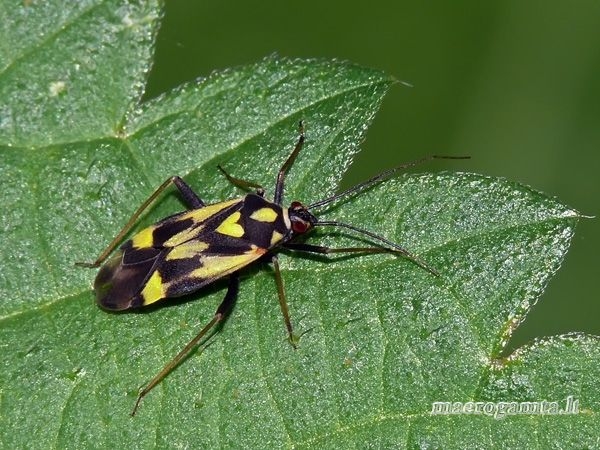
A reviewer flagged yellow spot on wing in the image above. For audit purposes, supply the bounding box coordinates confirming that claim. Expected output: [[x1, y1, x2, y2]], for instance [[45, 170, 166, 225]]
[[131, 225, 155, 249], [270, 230, 284, 246], [164, 225, 204, 247], [179, 198, 241, 223], [165, 198, 242, 247], [191, 246, 266, 279], [250, 207, 278, 223], [216, 211, 244, 237], [166, 240, 210, 260], [141, 271, 166, 305]]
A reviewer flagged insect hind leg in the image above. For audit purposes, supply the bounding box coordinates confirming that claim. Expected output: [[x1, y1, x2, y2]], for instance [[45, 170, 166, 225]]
[[173, 176, 205, 209], [131, 273, 240, 416], [76, 176, 204, 268]]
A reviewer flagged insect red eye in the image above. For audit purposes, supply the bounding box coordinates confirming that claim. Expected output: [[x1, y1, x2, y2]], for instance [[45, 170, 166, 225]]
[[291, 219, 310, 233]]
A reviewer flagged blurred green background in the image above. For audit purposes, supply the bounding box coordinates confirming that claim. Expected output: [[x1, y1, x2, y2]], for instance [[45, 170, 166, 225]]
[[144, 1, 599, 353]]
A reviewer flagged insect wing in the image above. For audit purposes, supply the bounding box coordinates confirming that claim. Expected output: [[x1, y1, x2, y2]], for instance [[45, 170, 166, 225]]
[[95, 199, 243, 310], [156, 238, 267, 300], [94, 248, 162, 310], [94, 197, 272, 310]]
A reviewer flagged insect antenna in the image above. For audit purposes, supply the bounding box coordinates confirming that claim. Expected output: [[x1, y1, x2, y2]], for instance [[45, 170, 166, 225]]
[[307, 155, 469, 210], [307, 154, 469, 275]]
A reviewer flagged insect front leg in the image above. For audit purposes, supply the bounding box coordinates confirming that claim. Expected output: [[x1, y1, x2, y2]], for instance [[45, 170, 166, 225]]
[[131, 273, 240, 416], [76, 176, 204, 268], [283, 242, 394, 254], [274, 121, 305, 205], [283, 242, 440, 276]]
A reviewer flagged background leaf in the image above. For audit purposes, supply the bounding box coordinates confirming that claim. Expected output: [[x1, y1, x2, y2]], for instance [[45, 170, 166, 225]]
[[0, 2, 596, 449]]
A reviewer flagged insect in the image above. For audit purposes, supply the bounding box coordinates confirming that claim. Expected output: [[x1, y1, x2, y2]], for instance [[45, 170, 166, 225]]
[[78, 122, 467, 415]]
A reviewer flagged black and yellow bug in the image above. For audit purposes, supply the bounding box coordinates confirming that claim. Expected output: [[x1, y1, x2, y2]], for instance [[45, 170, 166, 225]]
[[78, 122, 467, 415]]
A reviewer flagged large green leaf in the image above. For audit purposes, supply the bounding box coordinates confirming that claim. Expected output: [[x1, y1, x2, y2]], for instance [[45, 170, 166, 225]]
[[0, 2, 596, 449]]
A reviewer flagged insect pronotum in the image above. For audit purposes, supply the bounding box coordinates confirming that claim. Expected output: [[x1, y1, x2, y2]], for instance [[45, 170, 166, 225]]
[[78, 122, 468, 415]]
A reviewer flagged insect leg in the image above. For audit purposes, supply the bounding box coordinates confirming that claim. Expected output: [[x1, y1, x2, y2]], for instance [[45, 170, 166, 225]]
[[283, 242, 439, 276], [284, 242, 393, 254], [173, 176, 205, 209], [271, 255, 298, 348], [76, 176, 203, 268], [131, 273, 240, 416], [217, 165, 265, 195], [274, 121, 305, 205]]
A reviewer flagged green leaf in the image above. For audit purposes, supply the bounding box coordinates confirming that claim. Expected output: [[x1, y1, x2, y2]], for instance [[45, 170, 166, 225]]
[[0, 2, 596, 449]]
